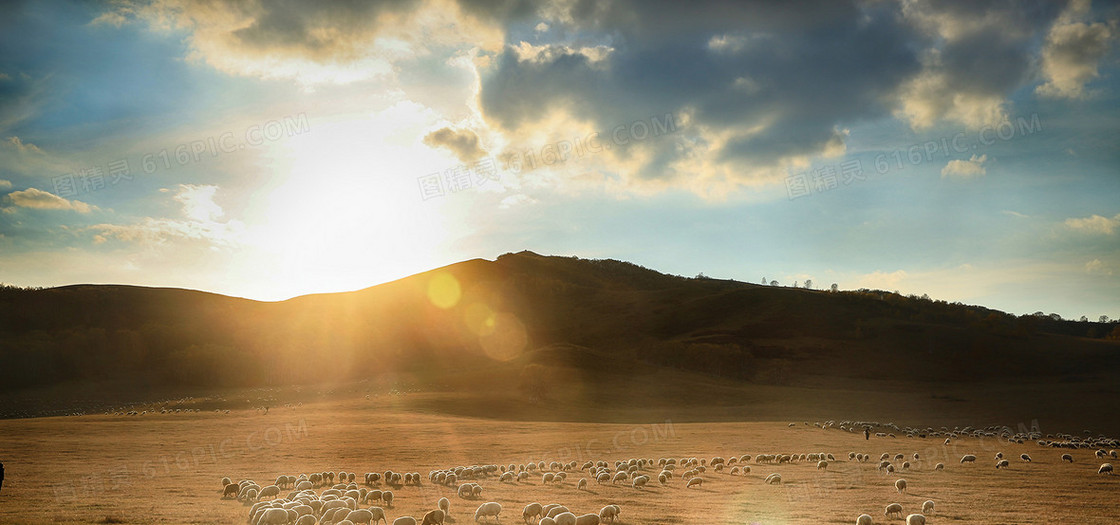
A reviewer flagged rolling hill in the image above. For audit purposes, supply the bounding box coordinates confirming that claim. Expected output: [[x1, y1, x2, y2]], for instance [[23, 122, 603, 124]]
[[1, 251, 1118, 430]]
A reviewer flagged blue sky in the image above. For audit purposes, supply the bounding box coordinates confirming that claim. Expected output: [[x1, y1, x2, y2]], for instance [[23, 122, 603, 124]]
[[0, 0, 1117, 320]]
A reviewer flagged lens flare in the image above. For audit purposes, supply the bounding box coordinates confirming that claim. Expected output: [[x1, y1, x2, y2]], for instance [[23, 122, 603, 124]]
[[427, 273, 461, 309]]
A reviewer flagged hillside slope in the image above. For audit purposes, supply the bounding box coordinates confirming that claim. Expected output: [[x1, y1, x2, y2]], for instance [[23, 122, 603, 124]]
[[1, 251, 1118, 427]]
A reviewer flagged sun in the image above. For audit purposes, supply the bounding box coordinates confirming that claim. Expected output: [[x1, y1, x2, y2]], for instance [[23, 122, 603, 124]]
[[232, 104, 465, 300]]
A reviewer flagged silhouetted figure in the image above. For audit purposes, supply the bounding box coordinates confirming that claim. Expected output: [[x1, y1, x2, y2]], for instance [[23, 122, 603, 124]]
[[864, 427, 871, 440]]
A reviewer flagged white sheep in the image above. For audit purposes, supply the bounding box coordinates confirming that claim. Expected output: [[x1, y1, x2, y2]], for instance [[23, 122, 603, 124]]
[[1020, 453, 1032, 462], [885, 503, 903, 519], [523, 502, 543, 523], [577, 478, 587, 490], [475, 502, 502, 522], [254, 508, 293, 525], [1099, 463, 1114, 475], [996, 459, 1009, 469], [393, 517, 418, 525], [934, 463, 944, 471], [765, 473, 782, 485], [632, 475, 650, 489], [906, 514, 926, 525], [686, 477, 703, 488], [856, 514, 873, 525], [895, 479, 907, 493], [294, 515, 316, 525], [438, 497, 450, 516], [574, 513, 600, 525], [960, 455, 976, 464], [552, 512, 577, 525], [817, 461, 828, 470], [922, 500, 934, 514]]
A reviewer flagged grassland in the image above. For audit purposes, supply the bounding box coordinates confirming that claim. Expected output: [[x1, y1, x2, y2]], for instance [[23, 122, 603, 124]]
[[1, 393, 1116, 525]]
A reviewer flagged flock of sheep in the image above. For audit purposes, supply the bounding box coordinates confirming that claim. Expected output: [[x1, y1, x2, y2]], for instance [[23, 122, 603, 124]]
[[220, 419, 1118, 524]]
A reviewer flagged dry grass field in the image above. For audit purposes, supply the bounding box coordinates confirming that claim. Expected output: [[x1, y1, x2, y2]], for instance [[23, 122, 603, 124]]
[[1, 393, 1116, 525]]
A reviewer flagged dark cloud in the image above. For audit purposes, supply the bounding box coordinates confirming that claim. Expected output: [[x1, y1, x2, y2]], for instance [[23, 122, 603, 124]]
[[423, 127, 487, 163]]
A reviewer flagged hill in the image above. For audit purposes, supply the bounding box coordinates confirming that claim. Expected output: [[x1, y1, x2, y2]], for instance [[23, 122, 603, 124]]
[[1, 251, 1118, 430]]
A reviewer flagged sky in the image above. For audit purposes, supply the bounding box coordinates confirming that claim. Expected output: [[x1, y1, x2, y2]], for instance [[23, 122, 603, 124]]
[[0, 0, 1118, 320]]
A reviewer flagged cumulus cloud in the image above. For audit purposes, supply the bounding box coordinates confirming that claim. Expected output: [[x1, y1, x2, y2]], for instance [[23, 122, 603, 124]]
[[98, 0, 515, 86], [894, 1, 1066, 129], [941, 154, 987, 178], [422, 126, 487, 163], [1036, 0, 1115, 99], [0, 179, 10, 190], [1065, 213, 1120, 235], [1, 188, 95, 213], [1085, 258, 1113, 275]]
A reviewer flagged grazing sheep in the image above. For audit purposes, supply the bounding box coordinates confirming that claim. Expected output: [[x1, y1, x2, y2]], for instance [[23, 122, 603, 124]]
[[546, 506, 570, 519], [540, 519, 557, 525], [632, 475, 650, 489], [552, 512, 577, 525], [258, 485, 281, 500], [383, 491, 394, 507], [369, 507, 388, 524], [347, 509, 376, 525], [765, 473, 782, 485], [686, 477, 703, 488], [393, 518, 418, 525], [254, 508, 292, 525], [856, 514, 873, 525], [885, 503, 904, 519], [960, 455, 977, 464], [523, 502, 543, 523], [574, 513, 600, 525], [577, 478, 587, 490], [934, 463, 944, 471], [906, 514, 926, 525], [599, 505, 620, 523], [1099, 463, 1114, 475], [1062, 454, 1074, 463], [817, 461, 828, 470], [922, 500, 934, 514], [895, 479, 907, 493], [421, 509, 445, 525], [475, 502, 502, 522], [438, 497, 450, 516], [1021, 454, 1032, 462], [223, 483, 239, 498], [294, 515, 316, 525], [996, 459, 1009, 469]]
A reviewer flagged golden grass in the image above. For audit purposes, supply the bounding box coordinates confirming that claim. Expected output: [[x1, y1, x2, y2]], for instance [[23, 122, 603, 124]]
[[0, 396, 1116, 524]]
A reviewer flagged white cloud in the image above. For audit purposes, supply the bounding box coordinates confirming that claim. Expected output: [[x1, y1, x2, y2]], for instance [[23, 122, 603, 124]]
[[1065, 213, 1120, 235], [0, 179, 11, 189], [1, 188, 95, 213], [88, 184, 242, 247], [941, 154, 987, 178], [5, 136, 43, 154], [855, 269, 909, 291], [1036, 0, 1115, 99]]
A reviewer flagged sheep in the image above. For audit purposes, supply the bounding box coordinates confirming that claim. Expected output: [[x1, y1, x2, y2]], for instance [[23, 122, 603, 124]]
[[817, 461, 828, 470], [254, 508, 292, 525], [552, 512, 577, 525], [258, 485, 281, 500], [367, 489, 383, 504], [1020, 453, 1032, 462], [1062, 454, 1074, 463], [765, 473, 782, 485], [523, 502, 543, 523], [294, 515, 316, 525], [577, 478, 587, 490], [922, 500, 934, 514], [421, 509, 445, 525], [934, 463, 944, 471], [458, 484, 473, 499], [599, 505, 620, 522], [996, 459, 1009, 469], [546, 506, 571, 519], [223, 483, 240, 498], [221, 476, 232, 487], [369, 507, 388, 524], [905, 514, 926, 525], [438, 497, 450, 516], [540, 519, 557, 525], [1099, 463, 1114, 475], [960, 454, 976, 464], [346, 509, 376, 525], [383, 491, 394, 507], [686, 477, 703, 488], [574, 513, 600, 525], [856, 514, 873, 525], [885, 503, 904, 519], [393, 517, 418, 525], [475, 502, 502, 522], [895, 479, 907, 493], [632, 475, 650, 489]]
